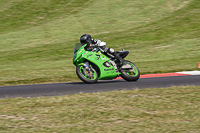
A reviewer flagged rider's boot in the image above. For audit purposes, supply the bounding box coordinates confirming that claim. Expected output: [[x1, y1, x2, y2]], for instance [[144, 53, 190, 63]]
[[115, 52, 132, 69], [107, 49, 124, 67], [114, 53, 124, 67], [113, 52, 132, 69], [118, 58, 124, 67]]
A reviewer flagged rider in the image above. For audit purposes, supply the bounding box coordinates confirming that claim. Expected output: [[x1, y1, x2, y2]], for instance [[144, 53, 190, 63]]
[[80, 34, 124, 67]]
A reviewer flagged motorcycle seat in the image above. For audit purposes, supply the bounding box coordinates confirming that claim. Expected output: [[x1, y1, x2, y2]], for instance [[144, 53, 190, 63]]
[[116, 50, 129, 58]]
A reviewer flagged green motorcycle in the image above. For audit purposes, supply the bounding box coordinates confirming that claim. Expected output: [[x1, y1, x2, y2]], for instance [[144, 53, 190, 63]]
[[73, 43, 140, 83]]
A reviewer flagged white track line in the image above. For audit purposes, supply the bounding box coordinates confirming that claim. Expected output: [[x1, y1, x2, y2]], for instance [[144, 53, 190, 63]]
[[176, 70, 200, 75]]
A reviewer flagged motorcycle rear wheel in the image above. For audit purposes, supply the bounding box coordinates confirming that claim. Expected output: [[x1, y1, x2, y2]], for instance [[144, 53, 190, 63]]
[[120, 60, 140, 81], [76, 65, 98, 84]]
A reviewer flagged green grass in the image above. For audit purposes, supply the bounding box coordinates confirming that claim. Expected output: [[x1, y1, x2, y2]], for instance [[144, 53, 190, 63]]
[[0, 86, 200, 132], [0, 0, 200, 86]]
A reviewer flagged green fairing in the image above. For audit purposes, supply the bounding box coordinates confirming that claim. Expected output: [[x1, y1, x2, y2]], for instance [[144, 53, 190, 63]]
[[73, 44, 119, 80]]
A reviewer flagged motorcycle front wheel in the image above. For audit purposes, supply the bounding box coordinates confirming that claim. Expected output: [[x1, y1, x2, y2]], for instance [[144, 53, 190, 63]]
[[76, 65, 98, 84], [120, 60, 140, 81]]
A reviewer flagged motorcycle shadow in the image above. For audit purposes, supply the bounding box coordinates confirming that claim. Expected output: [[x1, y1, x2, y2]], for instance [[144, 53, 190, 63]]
[[67, 79, 125, 85]]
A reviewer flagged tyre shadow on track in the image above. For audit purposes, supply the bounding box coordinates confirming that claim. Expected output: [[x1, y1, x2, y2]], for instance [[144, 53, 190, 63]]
[[66, 79, 126, 85]]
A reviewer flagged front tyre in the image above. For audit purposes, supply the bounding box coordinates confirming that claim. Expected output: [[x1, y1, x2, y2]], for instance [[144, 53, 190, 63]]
[[76, 65, 98, 84], [120, 60, 140, 81]]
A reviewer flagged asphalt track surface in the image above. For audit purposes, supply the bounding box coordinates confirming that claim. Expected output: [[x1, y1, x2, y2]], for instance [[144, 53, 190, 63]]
[[0, 75, 200, 99]]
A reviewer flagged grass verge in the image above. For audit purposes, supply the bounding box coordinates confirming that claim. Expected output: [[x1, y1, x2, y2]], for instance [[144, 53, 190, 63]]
[[0, 86, 200, 132]]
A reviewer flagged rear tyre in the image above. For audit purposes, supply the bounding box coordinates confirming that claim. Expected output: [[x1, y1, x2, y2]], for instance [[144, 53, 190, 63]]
[[120, 60, 140, 81], [76, 65, 98, 84]]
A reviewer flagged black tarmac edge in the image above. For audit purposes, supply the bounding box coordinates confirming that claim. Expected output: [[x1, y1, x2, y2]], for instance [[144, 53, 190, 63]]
[[0, 75, 200, 99]]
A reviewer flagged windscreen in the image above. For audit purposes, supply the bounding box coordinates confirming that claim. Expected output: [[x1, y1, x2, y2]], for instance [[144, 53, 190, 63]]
[[74, 43, 82, 54]]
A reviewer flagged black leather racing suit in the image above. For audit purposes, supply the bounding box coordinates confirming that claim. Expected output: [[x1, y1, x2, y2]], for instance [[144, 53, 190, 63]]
[[82, 39, 124, 66]]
